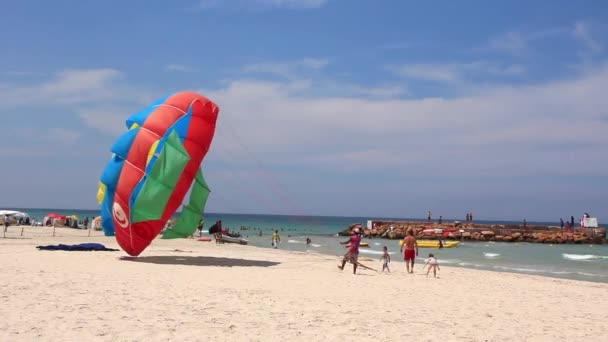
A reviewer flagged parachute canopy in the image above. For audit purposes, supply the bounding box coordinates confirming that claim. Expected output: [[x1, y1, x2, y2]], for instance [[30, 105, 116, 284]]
[[97, 91, 219, 256]]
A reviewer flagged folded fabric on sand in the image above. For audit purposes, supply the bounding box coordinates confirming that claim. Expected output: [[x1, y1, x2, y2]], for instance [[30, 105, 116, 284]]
[[36, 243, 119, 251]]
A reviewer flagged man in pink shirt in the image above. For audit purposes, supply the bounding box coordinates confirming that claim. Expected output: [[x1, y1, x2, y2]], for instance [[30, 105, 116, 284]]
[[338, 227, 362, 274]]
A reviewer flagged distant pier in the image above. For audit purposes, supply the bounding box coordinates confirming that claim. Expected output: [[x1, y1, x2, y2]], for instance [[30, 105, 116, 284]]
[[339, 220, 607, 244]]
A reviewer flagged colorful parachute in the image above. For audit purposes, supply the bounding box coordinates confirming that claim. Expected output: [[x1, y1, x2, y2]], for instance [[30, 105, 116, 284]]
[[97, 91, 219, 256]]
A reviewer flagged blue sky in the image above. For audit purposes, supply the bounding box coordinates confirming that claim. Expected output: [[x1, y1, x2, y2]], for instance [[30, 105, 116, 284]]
[[1, 0, 607, 221]]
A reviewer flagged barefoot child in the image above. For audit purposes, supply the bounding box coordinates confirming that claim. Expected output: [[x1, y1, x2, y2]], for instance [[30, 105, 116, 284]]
[[424, 253, 440, 278], [380, 246, 391, 273]]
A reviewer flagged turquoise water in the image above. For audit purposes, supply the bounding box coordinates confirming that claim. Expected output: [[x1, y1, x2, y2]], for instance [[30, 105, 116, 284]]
[[9, 208, 608, 283]]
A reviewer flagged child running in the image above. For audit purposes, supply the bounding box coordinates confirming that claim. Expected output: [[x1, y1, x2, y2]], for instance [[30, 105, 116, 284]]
[[423, 253, 440, 278], [380, 246, 391, 273]]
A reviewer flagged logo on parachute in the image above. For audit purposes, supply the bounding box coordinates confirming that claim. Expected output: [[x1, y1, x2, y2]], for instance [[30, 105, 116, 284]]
[[112, 202, 129, 228]]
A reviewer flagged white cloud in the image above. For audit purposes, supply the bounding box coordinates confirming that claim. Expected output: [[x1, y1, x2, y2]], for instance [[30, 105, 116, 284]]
[[255, 0, 328, 8], [165, 64, 198, 73], [573, 21, 602, 54], [198, 0, 222, 9], [197, 0, 328, 10], [480, 21, 602, 57], [388, 61, 525, 83], [0, 68, 125, 106], [243, 58, 330, 79], [484, 31, 529, 56], [199, 62, 608, 181]]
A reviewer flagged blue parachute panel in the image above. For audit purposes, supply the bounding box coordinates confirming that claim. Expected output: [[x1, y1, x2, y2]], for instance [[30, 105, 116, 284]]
[[111, 128, 140, 159], [100, 192, 116, 236], [125, 95, 171, 129], [100, 157, 125, 193]]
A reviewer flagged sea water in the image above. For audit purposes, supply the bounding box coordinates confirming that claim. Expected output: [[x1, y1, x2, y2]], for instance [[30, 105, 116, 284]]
[[12, 209, 608, 283]]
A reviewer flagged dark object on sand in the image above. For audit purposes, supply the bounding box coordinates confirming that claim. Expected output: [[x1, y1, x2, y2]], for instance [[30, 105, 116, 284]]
[[36, 243, 119, 251]]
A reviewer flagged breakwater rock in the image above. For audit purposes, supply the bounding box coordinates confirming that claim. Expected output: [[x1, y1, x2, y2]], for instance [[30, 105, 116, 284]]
[[339, 221, 607, 245]]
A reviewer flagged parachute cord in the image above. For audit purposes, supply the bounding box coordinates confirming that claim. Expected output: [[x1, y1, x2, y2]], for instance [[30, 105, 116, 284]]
[[210, 128, 296, 215], [210, 114, 328, 232], [217, 112, 307, 216]]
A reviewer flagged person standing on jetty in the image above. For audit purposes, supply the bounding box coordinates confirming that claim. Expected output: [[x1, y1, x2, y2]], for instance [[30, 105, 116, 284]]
[[338, 227, 362, 274], [400, 229, 419, 274], [427, 211, 432, 222]]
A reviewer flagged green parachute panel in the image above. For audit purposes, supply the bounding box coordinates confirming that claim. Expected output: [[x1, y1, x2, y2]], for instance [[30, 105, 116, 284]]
[[162, 169, 210, 239], [131, 131, 191, 223]]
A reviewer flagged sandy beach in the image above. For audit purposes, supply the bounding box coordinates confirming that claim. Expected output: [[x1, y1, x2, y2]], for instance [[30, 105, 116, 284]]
[[1, 226, 607, 342]]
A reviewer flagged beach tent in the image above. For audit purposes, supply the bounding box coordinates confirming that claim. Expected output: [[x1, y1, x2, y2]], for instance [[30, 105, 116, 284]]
[[0, 210, 29, 224], [43, 213, 67, 226], [92, 216, 103, 231]]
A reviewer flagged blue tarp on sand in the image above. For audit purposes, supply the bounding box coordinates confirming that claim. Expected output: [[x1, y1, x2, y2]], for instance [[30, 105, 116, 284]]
[[36, 243, 119, 251]]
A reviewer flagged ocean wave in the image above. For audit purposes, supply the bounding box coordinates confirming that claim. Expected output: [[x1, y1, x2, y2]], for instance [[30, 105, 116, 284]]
[[487, 265, 607, 278], [310, 243, 321, 248], [373, 242, 381, 246], [359, 249, 395, 256], [483, 253, 501, 258], [287, 239, 303, 244], [458, 262, 484, 267], [492, 266, 546, 273], [562, 253, 608, 261]]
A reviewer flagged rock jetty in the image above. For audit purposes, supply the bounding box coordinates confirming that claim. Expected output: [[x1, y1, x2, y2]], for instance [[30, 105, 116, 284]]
[[339, 221, 607, 245]]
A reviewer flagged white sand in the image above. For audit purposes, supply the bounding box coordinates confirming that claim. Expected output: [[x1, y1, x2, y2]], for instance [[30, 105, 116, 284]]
[[1, 226, 607, 341]]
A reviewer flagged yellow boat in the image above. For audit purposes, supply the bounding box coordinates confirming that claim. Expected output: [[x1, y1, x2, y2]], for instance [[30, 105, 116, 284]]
[[399, 240, 460, 248]]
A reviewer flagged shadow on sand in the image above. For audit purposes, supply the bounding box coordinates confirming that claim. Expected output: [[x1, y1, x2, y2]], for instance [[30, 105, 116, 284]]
[[121, 255, 281, 268]]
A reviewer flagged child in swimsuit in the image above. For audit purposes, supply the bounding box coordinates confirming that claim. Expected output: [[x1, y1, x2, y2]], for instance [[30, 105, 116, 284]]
[[380, 246, 391, 273], [424, 253, 440, 278]]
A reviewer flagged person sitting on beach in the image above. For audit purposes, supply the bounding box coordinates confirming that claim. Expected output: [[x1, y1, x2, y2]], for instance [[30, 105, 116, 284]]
[[423, 253, 440, 278], [380, 246, 391, 273], [272, 230, 280, 248], [400, 229, 419, 274], [338, 228, 362, 274]]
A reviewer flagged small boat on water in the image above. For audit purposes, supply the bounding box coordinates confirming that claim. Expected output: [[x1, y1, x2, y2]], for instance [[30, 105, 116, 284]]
[[400, 240, 460, 248], [359, 242, 369, 248], [220, 235, 248, 245]]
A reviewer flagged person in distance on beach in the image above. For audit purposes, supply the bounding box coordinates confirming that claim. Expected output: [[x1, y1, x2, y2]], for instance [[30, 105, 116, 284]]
[[380, 246, 391, 273], [272, 230, 281, 248], [338, 227, 362, 274], [400, 229, 419, 274], [423, 253, 440, 278]]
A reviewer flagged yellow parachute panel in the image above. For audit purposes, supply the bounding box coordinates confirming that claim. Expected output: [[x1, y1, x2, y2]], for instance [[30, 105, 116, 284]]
[[96, 182, 107, 205], [146, 140, 160, 167]]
